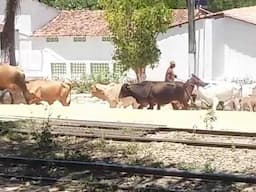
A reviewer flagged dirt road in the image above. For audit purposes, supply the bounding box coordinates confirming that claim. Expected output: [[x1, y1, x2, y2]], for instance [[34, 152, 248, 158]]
[[0, 93, 255, 134]]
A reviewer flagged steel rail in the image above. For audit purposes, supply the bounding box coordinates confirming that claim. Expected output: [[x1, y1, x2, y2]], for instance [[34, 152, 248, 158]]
[[0, 115, 256, 137], [8, 128, 256, 150], [0, 156, 256, 184], [0, 115, 165, 130], [0, 173, 178, 192], [0, 173, 70, 183]]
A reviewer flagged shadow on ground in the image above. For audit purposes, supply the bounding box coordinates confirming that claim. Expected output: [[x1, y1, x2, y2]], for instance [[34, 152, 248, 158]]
[[0, 120, 254, 191]]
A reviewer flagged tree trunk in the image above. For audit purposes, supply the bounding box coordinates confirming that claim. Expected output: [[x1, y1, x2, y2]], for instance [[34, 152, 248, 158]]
[[2, 0, 19, 66], [134, 67, 146, 83], [9, 43, 16, 65]]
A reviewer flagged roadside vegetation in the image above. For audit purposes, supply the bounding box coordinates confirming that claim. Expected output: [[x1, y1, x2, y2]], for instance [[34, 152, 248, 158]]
[[70, 71, 123, 93], [41, 0, 256, 12]]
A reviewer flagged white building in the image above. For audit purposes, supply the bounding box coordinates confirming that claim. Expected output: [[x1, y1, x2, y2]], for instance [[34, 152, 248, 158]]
[[1, 1, 256, 82], [148, 6, 256, 82]]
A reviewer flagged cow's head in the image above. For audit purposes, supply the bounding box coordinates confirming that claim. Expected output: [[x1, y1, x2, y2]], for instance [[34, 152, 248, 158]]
[[90, 84, 108, 100], [119, 83, 132, 98], [191, 74, 208, 87], [27, 92, 41, 104]]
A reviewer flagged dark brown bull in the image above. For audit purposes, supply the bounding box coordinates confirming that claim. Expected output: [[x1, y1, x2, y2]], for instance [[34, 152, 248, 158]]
[[119, 74, 206, 110]]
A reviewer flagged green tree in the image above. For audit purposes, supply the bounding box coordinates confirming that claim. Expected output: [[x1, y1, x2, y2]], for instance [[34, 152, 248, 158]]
[[208, 0, 256, 12], [99, 0, 171, 82], [1, 0, 19, 65], [164, 0, 186, 8], [41, 0, 101, 10], [41, 0, 187, 10]]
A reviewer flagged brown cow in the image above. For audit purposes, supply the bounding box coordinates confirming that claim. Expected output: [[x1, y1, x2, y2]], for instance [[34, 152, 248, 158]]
[[26, 79, 72, 106], [0, 64, 35, 104], [90, 83, 139, 109]]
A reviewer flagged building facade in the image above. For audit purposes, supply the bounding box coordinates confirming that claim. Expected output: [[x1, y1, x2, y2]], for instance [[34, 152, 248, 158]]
[[1, 1, 256, 82]]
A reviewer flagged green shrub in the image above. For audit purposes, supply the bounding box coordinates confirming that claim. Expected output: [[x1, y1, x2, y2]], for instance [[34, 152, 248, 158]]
[[72, 71, 123, 94]]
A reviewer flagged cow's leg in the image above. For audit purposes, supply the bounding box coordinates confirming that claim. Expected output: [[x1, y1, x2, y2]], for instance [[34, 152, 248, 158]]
[[132, 102, 140, 109], [138, 105, 144, 109], [212, 97, 219, 110], [171, 101, 183, 110], [10, 92, 14, 104], [0, 90, 9, 104], [60, 93, 72, 106], [157, 104, 161, 110], [0, 92, 4, 103], [7, 90, 14, 104], [116, 102, 123, 108], [60, 83, 72, 106], [60, 99, 70, 106], [108, 100, 118, 108], [249, 103, 253, 112], [253, 104, 256, 112], [15, 75, 31, 104], [216, 101, 224, 110], [147, 103, 154, 110], [181, 100, 189, 110]]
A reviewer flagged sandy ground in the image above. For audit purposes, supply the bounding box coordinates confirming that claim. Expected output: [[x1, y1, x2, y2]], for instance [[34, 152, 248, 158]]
[[0, 94, 255, 134]]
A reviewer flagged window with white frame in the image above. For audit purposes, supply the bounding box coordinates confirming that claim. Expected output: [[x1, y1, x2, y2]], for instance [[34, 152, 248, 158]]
[[51, 63, 66, 80], [46, 37, 59, 42], [73, 36, 86, 42], [114, 63, 125, 74], [71, 62, 87, 80], [90, 63, 110, 75], [102, 36, 112, 42]]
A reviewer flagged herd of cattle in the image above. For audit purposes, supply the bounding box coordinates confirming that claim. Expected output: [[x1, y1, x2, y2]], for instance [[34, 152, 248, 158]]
[[91, 75, 256, 111], [1, 64, 256, 112], [0, 64, 72, 106]]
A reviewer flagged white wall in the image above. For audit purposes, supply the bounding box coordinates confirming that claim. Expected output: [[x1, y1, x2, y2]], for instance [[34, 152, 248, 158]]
[[211, 18, 225, 80], [212, 17, 256, 80], [0, 0, 58, 34], [2, 0, 256, 82], [146, 19, 210, 81], [0, 0, 58, 68], [223, 17, 256, 80], [21, 36, 115, 77], [33, 36, 114, 61], [148, 16, 256, 82]]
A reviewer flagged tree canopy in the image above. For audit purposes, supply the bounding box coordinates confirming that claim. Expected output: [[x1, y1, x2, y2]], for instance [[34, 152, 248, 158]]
[[41, 0, 187, 10], [41, 0, 101, 10], [208, 0, 256, 12], [99, 0, 171, 82], [42, 0, 256, 12]]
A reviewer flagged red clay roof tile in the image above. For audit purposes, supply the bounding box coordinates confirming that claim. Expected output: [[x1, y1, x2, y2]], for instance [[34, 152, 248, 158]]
[[33, 10, 110, 37], [33, 9, 203, 37], [223, 6, 256, 25]]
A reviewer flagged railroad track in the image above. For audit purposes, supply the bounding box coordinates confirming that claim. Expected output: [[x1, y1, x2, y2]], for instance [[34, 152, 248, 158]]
[[1, 114, 256, 137], [0, 156, 256, 184], [0, 115, 256, 150]]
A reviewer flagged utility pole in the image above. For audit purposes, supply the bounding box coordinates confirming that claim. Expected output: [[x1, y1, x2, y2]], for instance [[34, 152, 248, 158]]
[[187, 0, 196, 76]]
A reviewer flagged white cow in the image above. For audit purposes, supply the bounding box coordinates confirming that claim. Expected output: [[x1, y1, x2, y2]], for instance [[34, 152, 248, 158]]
[[194, 82, 242, 110]]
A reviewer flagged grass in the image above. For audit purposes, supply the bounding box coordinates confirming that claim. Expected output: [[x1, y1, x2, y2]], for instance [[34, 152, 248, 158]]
[[176, 162, 200, 171]]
